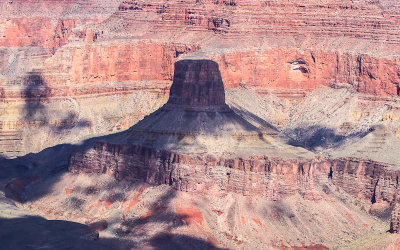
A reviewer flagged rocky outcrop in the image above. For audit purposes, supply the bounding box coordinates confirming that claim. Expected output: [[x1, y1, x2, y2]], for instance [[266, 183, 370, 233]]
[[69, 142, 400, 205], [67, 58, 400, 236], [123, 59, 304, 156], [68, 59, 400, 210], [390, 204, 400, 233]]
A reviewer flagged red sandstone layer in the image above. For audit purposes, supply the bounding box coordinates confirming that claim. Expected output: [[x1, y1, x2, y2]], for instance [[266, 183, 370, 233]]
[[0, 0, 121, 48], [69, 142, 400, 207], [2, 46, 398, 98], [212, 49, 400, 96]]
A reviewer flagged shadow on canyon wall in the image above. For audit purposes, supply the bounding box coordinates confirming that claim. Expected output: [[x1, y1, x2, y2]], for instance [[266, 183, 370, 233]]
[[0, 141, 225, 249], [22, 72, 91, 132], [127, 59, 271, 149], [230, 106, 279, 133], [0, 130, 127, 201], [0, 216, 135, 250], [0, 71, 122, 202], [285, 125, 372, 151]]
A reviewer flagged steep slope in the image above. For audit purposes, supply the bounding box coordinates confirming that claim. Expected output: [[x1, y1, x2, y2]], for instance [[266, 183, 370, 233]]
[[22, 59, 400, 249], [1, 1, 400, 248], [2, 0, 400, 158]]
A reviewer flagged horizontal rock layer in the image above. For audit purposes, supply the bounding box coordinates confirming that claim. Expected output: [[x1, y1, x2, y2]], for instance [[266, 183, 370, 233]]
[[2, 46, 398, 96], [69, 142, 400, 204], [69, 140, 400, 233], [0, 17, 102, 48], [212, 49, 400, 97], [105, 0, 400, 51]]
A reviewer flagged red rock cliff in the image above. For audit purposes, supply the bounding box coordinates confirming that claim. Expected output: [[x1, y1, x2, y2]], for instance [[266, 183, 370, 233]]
[[69, 142, 400, 206]]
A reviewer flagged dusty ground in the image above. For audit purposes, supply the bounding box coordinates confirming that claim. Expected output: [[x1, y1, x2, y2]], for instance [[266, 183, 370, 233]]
[[1, 172, 391, 249]]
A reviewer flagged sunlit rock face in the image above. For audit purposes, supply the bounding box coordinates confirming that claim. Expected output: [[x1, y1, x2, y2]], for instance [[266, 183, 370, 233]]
[[4, 1, 400, 249]]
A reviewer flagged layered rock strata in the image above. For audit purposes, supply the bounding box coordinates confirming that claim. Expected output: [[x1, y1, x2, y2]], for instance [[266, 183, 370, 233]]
[[2, 0, 400, 160], [93, 0, 400, 95], [69, 60, 400, 232], [0, 41, 198, 157], [69, 141, 400, 205], [105, 0, 400, 49], [125, 59, 308, 157]]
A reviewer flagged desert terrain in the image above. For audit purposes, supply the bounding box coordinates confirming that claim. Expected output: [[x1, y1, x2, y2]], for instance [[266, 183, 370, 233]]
[[1, 0, 400, 249]]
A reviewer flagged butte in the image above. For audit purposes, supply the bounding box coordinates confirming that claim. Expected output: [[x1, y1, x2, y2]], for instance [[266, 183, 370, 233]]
[[126, 59, 310, 157], [69, 59, 312, 182]]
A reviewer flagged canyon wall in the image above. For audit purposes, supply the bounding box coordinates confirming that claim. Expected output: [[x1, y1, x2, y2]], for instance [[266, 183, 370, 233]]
[[107, 0, 400, 48], [213, 50, 400, 97], [3, 45, 398, 96], [0, 41, 198, 157], [69, 142, 400, 207], [2, 0, 400, 158], [0, 0, 121, 75]]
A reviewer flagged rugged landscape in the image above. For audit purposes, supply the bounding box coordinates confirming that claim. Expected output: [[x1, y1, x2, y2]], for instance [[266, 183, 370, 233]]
[[1, 0, 400, 249]]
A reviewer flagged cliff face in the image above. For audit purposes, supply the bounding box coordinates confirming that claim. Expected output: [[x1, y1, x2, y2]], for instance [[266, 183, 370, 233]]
[[40, 41, 198, 87], [0, 0, 121, 49], [68, 141, 400, 208], [68, 139, 400, 238], [213, 50, 400, 97], [2, 0, 400, 158], [0, 41, 198, 157], [109, 0, 400, 45]]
